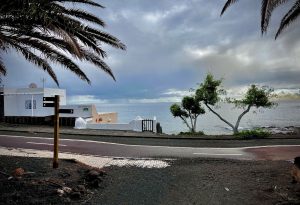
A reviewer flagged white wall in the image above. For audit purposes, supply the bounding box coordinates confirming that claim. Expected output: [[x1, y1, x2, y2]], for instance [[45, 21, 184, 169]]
[[44, 88, 66, 105], [86, 123, 132, 131], [4, 88, 66, 117], [84, 118, 157, 133], [60, 104, 93, 118]]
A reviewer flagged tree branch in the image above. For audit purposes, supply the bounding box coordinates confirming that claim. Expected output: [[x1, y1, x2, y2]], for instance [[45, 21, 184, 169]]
[[180, 116, 192, 131], [234, 104, 252, 131], [205, 103, 235, 130]]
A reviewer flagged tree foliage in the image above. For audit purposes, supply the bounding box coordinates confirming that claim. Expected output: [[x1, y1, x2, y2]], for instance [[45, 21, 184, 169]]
[[170, 96, 205, 133], [195, 73, 224, 105], [196, 74, 275, 134], [221, 0, 300, 39], [230, 85, 275, 108], [0, 0, 126, 85]]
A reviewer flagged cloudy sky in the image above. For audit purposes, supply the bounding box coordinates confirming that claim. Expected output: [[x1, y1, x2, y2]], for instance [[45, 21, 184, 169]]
[[3, 0, 300, 104]]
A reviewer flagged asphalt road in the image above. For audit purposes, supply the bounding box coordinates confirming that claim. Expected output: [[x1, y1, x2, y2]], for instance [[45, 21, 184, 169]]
[[1, 130, 300, 148], [0, 133, 300, 160]]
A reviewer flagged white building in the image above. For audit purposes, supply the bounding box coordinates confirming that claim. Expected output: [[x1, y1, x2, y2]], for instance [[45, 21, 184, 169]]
[[3, 87, 66, 117], [0, 85, 117, 126], [0, 85, 158, 133]]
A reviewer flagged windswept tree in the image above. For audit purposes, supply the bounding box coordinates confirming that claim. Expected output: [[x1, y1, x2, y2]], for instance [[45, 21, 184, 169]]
[[0, 0, 126, 86], [170, 96, 205, 133], [196, 74, 275, 134], [221, 0, 300, 39]]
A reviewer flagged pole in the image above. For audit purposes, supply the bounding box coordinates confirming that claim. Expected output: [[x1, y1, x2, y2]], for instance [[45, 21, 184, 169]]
[[31, 95, 33, 117], [53, 95, 59, 168]]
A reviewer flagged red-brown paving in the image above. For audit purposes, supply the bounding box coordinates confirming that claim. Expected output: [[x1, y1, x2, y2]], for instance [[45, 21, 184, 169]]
[[245, 146, 300, 160]]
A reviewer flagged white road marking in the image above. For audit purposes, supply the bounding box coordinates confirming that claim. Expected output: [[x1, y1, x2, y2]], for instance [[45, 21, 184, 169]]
[[26, 142, 67, 147], [0, 134, 300, 150], [193, 153, 243, 156]]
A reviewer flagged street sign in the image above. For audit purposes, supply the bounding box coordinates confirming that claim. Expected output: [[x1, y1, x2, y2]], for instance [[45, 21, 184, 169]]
[[43, 103, 55, 107], [59, 109, 74, 114], [43, 97, 55, 101]]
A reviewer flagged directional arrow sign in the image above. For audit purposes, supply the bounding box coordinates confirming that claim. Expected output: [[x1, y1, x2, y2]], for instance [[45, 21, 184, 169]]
[[59, 109, 74, 114], [43, 103, 55, 107], [43, 97, 55, 102]]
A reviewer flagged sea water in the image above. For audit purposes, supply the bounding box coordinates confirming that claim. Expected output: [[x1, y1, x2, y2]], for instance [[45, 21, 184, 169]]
[[95, 100, 300, 135]]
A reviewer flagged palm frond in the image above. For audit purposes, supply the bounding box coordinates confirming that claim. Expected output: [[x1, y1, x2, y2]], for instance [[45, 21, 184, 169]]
[[47, 51, 91, 84], [81, 49, 115, 81], [275, 0, 300, 38], [49, 3, 105, 27], [49, 24, 82, 58], [84, 26, 126, 50], [0, 56, 7, 75], [221, 0, 239, 16], [74, 32, 107, 57], [261, 0, 289, 33], [7, 42, 58, 85], [261, 0, 271, 33], [11, 30, 79, 56], [63, 8, 106, 27], [16, 37, 91, 84], [0, 0, 125, 84], [49, 13, 125, 50], [54, 0, 104, 8], [48, 16, 112, 56], [5, 35, 91, 85], [67, 9, 105, 26]]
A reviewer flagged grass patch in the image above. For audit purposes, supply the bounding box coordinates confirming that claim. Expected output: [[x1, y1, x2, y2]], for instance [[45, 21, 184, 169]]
[[235, 128, 271, 139]]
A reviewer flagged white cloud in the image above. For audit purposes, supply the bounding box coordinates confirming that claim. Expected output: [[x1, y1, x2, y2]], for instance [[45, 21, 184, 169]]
[[274, 88, 300, 95], [162, 88, 191, 97], [224, 86, 300, 99], [185, 46, 218, 58], [128, 97, 181, 103], [143, 5, 188, 23], [67, 95, 109, 104]]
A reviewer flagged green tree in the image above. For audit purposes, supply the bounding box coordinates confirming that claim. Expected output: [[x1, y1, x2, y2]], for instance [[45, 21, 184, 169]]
[[0, 0, 126, 86], [196, 74, 275, 134], [221, 0, 300, 39], [170, 96, 205, 133]]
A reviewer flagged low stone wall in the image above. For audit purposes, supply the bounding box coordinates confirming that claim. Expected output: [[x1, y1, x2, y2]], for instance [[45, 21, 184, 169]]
[[86, 123, 132, 131], [85, 119, 157, 133]]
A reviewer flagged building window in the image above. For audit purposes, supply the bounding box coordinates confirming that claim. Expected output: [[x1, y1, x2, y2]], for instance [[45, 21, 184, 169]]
[[25, 100, 36, 109], [83, 107, 89, 111]]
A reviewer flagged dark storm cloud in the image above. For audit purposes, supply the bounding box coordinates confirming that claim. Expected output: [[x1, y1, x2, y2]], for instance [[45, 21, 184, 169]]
[[2, 0, 300, 102]]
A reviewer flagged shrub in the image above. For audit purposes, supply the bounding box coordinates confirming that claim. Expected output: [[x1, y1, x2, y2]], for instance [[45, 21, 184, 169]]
[[235, 128, 271, 139], [179, 131, 205, 136]]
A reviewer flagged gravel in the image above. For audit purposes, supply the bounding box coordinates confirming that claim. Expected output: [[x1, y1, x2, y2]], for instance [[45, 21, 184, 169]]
[[96, 158, 300, 205], [0, 156, 300, 204]]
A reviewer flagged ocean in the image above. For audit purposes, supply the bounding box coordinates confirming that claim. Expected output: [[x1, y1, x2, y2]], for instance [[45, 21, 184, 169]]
[[95, 100, 300, 135]]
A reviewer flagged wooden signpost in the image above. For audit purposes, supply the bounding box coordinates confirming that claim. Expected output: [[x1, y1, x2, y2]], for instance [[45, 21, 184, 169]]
[[43, 95, 73, 168]]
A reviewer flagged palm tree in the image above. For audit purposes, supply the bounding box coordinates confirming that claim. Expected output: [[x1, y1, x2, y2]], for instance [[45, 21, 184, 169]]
[[221, 0, 300, 39], [0, 0, 126, 86]]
